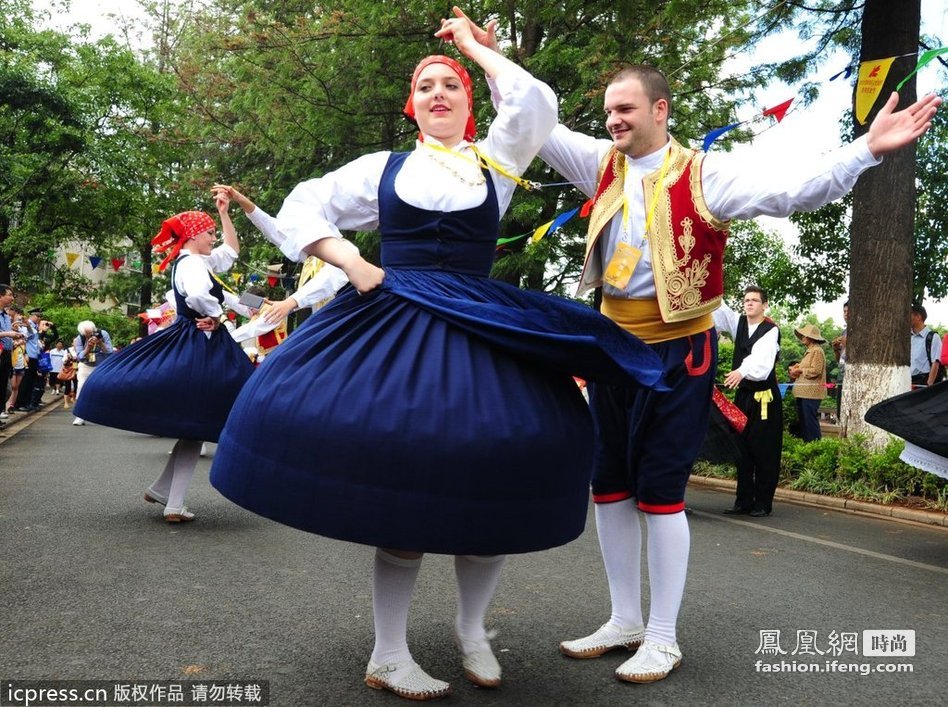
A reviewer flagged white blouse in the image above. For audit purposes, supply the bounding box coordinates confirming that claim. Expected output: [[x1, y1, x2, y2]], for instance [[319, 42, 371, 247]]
[[275, 64, 558, 262], [172, 244, 238, 318]]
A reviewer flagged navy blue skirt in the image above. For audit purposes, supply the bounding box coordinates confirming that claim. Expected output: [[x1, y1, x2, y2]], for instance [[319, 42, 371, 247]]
[[210, 269, 664, 554], [74, 318, 254, 442]]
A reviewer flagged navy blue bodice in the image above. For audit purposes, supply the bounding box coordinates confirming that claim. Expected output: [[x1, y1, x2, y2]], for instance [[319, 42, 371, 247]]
[[171, 255, 224, 320], [378, 152, 500, 277]]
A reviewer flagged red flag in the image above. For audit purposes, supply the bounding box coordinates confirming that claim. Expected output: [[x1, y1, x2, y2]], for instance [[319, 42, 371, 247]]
[[762, 98, 793, 123], [267, 275, 279, 287], [111, 258, 125, 272]]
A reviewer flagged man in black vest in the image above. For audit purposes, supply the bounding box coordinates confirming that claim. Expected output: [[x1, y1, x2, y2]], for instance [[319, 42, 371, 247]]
[[712, 285, 782, 517]]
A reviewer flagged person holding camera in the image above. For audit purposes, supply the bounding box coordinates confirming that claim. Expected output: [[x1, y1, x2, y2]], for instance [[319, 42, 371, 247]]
[[73, 189, 253, 523], [70, 320, 114, 426]]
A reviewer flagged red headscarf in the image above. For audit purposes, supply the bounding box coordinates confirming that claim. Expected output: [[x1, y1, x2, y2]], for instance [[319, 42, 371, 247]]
[[151, 211, 216, 272], [403, 55, 477, 143]]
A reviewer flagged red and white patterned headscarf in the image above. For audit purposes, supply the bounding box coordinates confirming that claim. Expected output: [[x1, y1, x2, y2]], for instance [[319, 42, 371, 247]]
[[403, 55, 476, 143], [151, 211, 216, 271]]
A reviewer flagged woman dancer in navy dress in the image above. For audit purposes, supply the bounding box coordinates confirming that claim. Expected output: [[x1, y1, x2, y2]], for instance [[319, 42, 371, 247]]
[[211, 10, 664, 700], [75, 192, 254, 522]]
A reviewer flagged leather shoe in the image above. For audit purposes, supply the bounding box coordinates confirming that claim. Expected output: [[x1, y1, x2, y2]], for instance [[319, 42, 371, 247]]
[[749, 508, 771, 517], [560, 622, 645, 659], [365, 660, 451, 700], [723, 506, 751, 515]]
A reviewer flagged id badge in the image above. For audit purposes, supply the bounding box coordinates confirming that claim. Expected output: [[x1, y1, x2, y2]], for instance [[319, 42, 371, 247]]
[[603, 242, 642, 290]]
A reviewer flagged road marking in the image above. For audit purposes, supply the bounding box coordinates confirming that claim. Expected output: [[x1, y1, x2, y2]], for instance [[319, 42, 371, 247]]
[[690, 510, 948, 575]]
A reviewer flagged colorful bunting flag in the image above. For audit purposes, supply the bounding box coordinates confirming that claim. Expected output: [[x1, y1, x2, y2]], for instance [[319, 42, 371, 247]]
[[267, 276, 279, 287], [855, 56, 896, 124], [65, 252, 79, 268], [111, 258, 125, 272], [89, 256, 102, 269], [761, 98, 793, 122], [702, 123, 743, 152], [896, 46, 948, 91], [532, 207, 580, 243], [829, 66, 854, 81]]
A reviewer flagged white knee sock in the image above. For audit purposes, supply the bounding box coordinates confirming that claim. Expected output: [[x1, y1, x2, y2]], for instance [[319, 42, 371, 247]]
[[595, 500, 644, 630], [454, 554, 506, 648], [165, 439, 201, 510], [371, 549, 423, 667], [644, 511, 690, 646]]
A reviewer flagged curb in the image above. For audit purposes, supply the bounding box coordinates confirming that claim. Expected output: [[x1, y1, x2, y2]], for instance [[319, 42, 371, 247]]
[[0, 396, 63, 444], [689, 475, 948, 529]]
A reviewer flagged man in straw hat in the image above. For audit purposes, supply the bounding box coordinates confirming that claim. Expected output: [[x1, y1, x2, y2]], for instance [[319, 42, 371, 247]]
[[789, 324, 828, 442], [712, 286, 782, 518]]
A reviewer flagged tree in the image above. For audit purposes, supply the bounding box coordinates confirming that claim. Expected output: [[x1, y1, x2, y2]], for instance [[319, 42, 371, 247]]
[[164, 0, 778, 298], [842, 0, 922, 442]]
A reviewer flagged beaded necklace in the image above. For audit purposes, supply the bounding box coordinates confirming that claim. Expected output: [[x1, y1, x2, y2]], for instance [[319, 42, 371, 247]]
[[421, 145, 486, 186]]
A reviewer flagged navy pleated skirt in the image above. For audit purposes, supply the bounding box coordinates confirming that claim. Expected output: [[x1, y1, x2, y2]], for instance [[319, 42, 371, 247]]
[[74, 317, 254, 442], [211, 269, 664, 554]]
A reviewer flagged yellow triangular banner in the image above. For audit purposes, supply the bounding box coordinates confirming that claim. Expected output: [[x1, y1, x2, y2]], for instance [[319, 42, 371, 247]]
[[298, 256, 325, 288], [531, 221, 553, 244], [855, 56, 896, 125], [65, 252, 79, 268]]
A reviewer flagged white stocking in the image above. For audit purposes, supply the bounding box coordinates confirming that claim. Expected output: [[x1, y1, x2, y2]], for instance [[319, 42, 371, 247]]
[[165, 439, 201, 510], [370, 549, 423, 669], [454, 554, 506, 648], [644, 511, 690, 645], [595, 500, 644, 630]]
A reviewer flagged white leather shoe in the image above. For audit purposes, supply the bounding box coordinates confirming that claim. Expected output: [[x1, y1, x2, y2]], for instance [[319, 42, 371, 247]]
[[615, 640, 682, 683], [163, 506, 195, 523], [72, 417, 85, 426], [364, 659, 451, 700], [456, 634, 501, 688], [560, 622, 646, 659]]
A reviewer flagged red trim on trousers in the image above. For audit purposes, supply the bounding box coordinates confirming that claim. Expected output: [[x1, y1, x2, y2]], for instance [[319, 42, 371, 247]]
[[637, 500, 686, 514], [683, 330, 712, 377], [592, 491, 634, 504]]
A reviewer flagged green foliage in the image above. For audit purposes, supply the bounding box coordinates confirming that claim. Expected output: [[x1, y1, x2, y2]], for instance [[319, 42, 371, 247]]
[[788, 434, 944, 509], [697, 432, 947, 510], [25, 293, 139, 347]]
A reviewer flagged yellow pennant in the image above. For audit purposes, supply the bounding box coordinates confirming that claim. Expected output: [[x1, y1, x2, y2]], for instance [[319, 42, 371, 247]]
[[531, 221, 553, 244], [298, 256, 325, 287], [65, 252, 79, 268], [855, 56, 896, 125]]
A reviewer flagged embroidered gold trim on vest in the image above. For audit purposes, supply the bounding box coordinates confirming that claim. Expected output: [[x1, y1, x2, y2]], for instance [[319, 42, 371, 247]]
[[643, 140, 729, 323]]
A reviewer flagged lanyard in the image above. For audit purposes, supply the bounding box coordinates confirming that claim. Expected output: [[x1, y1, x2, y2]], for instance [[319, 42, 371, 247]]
[[422, 143, 540, 191], [622, 147, 673, 245]]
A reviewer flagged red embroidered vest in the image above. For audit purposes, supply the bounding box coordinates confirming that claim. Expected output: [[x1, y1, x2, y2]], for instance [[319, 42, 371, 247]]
[[580, 139, 730, 323]]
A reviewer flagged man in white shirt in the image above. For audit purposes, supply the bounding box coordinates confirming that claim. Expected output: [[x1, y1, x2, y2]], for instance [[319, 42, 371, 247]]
[[909, 303, 942, 386], [538, 65, 940, 684], [713, 286, 782, 517]]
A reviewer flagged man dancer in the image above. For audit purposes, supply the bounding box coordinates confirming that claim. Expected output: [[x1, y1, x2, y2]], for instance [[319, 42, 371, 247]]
[[713, 286, 781, 517], [538, 69, 938, 683]]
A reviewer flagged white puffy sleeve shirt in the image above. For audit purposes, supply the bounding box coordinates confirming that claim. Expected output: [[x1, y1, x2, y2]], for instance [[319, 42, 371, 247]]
[[245, 205, 353, 308], [172, 243, 238, 318], [540, 128, 882, 298], [712, 303, 779, 382], [276, 63, 558, 262]]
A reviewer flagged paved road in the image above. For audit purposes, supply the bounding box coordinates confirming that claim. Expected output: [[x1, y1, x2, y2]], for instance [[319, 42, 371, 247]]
[[2, 406, 946, 705]]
